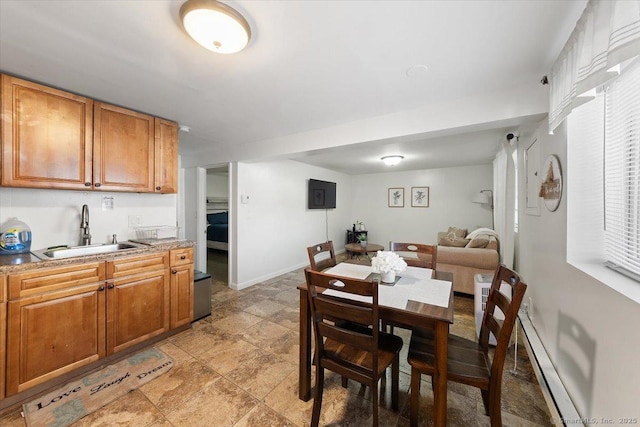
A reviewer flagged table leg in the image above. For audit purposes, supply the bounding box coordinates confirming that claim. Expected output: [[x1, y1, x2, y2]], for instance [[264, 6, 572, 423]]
[[299, 288, 312, 401], [433, 321, 449, 427]]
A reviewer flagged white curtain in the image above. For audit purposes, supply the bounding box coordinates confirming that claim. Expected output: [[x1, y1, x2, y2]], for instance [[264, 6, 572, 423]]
[[549, 0, 640, 133], [493, 141, 516, 269]]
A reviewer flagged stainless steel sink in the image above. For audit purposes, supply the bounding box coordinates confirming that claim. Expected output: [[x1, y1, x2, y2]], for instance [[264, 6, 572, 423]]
[[32, 243, 140, 260]]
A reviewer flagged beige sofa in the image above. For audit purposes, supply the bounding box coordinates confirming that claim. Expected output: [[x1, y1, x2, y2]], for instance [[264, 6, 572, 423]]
[[436, 232, 500, 295]]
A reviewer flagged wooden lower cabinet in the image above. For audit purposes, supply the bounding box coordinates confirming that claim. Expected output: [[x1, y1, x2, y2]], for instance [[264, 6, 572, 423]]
[[107, 269, 170, 354], [170, 264, 193, 329], [2, 247, 193, 399], [6, 282, 106, 396], [169, 248, 194, 329], [1, 274, 6, 400]]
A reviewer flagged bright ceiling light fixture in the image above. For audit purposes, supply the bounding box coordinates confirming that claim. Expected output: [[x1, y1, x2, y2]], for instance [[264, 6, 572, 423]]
[[381, 155, 404, 166], [180, 0, 251, 54]]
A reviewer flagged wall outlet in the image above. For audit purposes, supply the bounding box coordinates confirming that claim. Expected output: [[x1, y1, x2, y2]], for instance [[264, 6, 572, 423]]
[[128, 215, 141, 227]]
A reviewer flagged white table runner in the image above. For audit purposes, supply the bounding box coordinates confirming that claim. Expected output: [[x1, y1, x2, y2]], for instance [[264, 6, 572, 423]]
[[323, 264, 451, 309]]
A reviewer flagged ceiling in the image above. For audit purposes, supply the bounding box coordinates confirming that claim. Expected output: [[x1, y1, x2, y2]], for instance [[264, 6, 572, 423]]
[[0, 1, 585, 174]]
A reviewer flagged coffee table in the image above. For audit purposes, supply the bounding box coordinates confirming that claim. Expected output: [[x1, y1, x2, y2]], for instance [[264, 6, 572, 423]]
[[344, 242, 384, 259]]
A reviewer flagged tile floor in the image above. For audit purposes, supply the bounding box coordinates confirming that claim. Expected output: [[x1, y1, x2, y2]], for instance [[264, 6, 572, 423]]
[[0, 256, 553, 426]]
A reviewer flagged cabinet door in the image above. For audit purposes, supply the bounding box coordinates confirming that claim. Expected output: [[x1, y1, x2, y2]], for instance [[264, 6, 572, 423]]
[[170, 264, 193, 329], [6, 283, 106, 396], [106, 269, 170, 354], [1, 74, 93, 190], [93, 102, 154, 192], [154, 118, 178, 194], [1, 274, 6, 400]]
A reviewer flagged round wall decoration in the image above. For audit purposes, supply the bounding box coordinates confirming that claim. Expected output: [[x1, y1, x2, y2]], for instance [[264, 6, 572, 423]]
[[538, 154, 563, 212]]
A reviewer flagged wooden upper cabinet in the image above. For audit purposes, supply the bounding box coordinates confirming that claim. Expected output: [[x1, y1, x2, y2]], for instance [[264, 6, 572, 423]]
[[1, 74, 93, 189], [155, 118, 178, 194], [93, 102, 155, 192], [1, 75, 178, 193]]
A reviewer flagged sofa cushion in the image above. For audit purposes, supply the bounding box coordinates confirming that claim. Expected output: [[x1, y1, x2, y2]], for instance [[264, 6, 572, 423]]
[[438, 236, 470, 247], [437, 246, 499, 269], [466, 236, 490, 248]]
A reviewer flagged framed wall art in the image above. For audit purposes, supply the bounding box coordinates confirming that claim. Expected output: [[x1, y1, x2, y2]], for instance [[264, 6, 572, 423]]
[[539, 154, 563, 212], [411, 187, 429, 207], [388, 188, 404, 207]]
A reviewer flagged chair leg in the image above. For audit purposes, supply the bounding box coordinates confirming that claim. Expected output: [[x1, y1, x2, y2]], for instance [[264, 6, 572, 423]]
[[372, 380, 379, 427], [311, 367, 324, 427], [342, 376, 349, 388], [489, 387, 502, 427], [480, 389, 490, 415], [391, 356, 399, 411], [410, 367, 421, 427]]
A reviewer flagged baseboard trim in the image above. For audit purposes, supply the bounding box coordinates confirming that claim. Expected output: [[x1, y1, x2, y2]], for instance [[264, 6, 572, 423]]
[[518, 311, 583, 427]]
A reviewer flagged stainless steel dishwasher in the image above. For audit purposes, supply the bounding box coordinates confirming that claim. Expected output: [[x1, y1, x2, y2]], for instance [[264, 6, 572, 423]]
[[193, 270, 212, 321]]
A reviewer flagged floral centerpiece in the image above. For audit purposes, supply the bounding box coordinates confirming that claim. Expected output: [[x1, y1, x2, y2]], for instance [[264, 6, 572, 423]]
[[371, 251, 407, 284]]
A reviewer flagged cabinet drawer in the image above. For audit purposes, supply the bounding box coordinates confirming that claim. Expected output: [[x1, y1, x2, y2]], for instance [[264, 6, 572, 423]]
[[107, 252, 168, 278], [8, 262, 105, 300], [170, 248, 193, 267]]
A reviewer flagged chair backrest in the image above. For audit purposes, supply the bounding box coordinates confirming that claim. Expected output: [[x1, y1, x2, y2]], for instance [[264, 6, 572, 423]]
[[389, 242, 437, 269], [307, 241, 337, 271], [305, 268, 380, 380], [479, 264, 527, 384]]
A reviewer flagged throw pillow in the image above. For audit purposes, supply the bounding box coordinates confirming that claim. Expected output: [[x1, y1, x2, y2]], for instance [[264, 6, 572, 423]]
[[466, 236, 490, 248], [446, 226, 468, 239], [438, 236, 470, 247]]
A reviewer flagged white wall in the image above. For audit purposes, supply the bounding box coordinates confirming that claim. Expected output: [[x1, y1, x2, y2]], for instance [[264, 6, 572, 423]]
[[0, 187, 177, 249], [516, 119, 640, 420], [206, 173, 229, 199], [350, 165, 493, 247], [233, 160, 351, 289]]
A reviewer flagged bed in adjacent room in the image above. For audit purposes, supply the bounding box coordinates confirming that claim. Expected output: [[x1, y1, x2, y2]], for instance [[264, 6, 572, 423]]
[[206, 197, 228, 251]]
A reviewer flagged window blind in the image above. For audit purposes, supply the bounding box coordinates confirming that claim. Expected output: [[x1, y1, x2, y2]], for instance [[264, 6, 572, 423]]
[[604, 60, 640, 280]]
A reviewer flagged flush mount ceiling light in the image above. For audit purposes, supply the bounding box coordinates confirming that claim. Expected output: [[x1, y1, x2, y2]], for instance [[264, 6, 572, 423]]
[[381, 155, 404, 166], [180, 0, 251, 54]]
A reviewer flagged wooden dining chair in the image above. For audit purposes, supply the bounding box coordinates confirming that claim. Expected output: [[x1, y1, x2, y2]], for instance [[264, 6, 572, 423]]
[[305, 268, 403, 427], [389, 242, 437, 270], [407, 264, 527, 427], [307, 241, 337, 271]]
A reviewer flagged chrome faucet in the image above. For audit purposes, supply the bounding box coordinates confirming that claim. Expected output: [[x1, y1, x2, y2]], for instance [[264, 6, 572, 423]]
[[80, 204, 91, 246]]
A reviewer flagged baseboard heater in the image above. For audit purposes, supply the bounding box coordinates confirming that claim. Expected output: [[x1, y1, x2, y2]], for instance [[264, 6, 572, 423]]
[[517, 311, 583, 427]]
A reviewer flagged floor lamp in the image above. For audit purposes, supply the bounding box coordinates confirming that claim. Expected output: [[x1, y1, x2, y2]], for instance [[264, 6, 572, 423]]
[[472, 189, 494, 229]]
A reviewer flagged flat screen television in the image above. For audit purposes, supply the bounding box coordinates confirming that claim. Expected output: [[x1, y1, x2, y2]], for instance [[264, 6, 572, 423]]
[[308, 179, 336, 209]]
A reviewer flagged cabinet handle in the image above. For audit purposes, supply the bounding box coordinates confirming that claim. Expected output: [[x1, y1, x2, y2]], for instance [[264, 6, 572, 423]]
[[171, 269, 177, 274], [108, 284, 115, 289], [156, 186, 161, 191], [84, 182, 91, 187], [180, 255, 186, 260], [94, 183, 101, 188], [98, 285, 105, 291]]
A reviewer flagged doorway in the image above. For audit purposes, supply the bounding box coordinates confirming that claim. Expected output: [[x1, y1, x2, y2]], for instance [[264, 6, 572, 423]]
[[205, 166, 229, 284]]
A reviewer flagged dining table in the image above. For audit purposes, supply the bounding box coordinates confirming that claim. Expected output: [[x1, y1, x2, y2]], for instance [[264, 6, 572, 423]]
[[298, 262, 454, 427]]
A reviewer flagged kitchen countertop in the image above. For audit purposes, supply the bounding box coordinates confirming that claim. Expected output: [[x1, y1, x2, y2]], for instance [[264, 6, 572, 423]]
[[0, 240, 195, 274]]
